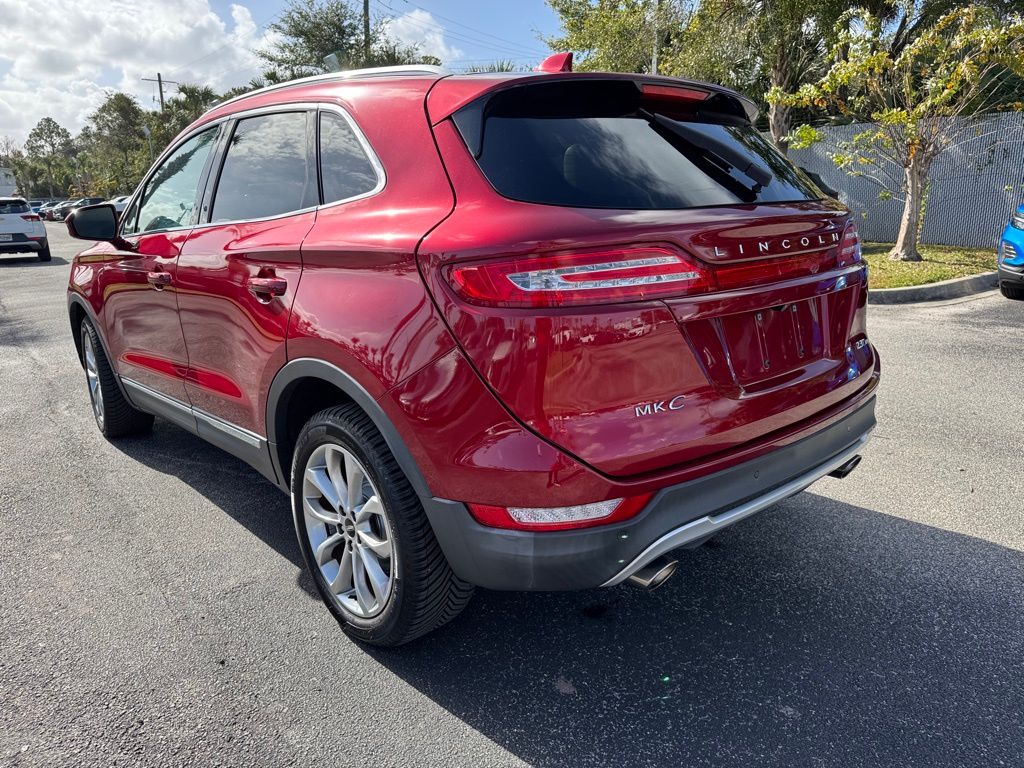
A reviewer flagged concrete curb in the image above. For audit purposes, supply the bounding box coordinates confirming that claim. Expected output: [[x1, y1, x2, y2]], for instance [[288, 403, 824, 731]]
[[868, 271, 998, 304]]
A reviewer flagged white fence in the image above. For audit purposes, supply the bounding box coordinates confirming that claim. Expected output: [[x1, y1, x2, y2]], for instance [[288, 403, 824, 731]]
[[787, 112, 1024, 249]]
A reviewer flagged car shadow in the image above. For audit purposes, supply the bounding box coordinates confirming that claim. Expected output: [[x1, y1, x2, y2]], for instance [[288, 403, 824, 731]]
[[110, 418, 1024, 767], [0, 254, 69, 266]]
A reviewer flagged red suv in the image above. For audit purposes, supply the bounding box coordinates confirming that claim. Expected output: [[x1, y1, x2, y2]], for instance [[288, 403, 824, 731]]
[[66, 61, 879, 646]]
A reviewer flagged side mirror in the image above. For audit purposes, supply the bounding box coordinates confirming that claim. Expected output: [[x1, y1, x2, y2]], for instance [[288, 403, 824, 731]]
[[67, 203, 118, 241]]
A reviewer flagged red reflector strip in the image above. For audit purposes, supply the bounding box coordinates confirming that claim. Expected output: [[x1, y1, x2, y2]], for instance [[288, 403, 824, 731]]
[[466, 494, 653, 532]]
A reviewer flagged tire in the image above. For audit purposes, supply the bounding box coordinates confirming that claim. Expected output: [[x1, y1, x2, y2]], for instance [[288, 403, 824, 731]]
[[1000, 281, 1024, 301], [291, 404, 473, 646], [80, 318, 154, 438], [37, 241, 51, 262]]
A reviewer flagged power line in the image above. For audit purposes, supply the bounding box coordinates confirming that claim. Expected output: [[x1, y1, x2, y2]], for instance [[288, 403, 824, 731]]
[[394, 0, 548, 55], [374, 0, 546, 59], [141, 73, 179, 111]]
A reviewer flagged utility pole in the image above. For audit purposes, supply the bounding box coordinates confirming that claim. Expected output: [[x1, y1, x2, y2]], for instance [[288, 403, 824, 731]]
[[363, 0, 371, 61], [142, 73, 179, 112], [650, 0, 660, 75]]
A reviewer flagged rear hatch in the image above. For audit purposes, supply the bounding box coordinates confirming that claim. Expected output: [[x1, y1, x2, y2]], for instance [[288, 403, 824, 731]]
[[419, 76, 875, 478], [0, 198, 39, 244]]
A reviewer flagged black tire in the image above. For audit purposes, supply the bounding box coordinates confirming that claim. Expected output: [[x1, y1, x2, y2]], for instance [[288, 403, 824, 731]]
[[291, 404, 473, 646], [37, 239, 51, 262], [79, 318, 154, 438], [1000, 281, 1024, 301]]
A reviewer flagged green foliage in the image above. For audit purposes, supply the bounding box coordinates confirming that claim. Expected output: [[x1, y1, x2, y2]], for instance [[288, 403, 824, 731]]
[[256, 0, 436, 80], [545, 0, 687, 74]]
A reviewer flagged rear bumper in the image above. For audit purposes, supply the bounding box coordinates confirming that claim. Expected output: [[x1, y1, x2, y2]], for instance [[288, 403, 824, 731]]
[[423, 393, 877, 590], [0, 237, 44, 253]]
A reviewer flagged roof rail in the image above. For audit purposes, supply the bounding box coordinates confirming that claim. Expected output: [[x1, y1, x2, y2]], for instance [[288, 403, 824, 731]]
[[205, 64, 449, 116]]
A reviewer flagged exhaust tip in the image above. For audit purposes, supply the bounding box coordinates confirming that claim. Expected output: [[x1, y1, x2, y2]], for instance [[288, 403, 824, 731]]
[[626, 556, 679, 590], [828, 454, 862, 480]]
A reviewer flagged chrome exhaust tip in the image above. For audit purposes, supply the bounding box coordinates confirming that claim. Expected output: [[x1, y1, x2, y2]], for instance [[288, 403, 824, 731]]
[[828, 454, 862, 479], [625, 555, 679, 590]]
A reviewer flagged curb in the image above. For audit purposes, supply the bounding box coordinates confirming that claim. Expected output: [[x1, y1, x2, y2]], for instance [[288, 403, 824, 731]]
[[868, 271, 998, 304]]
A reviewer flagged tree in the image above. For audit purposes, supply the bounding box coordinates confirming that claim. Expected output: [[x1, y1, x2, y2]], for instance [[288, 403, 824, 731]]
[[778, 6, 1024, 261], [545, 0, 689, 74], [86, 93, 148, 196], [256, 0, 428, 81], [24, 117, 72, 198]]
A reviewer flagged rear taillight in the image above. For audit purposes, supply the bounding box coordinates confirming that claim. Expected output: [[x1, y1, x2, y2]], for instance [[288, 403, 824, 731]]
[[21, 214, 41, 222], [446, 247, 712, 307], [466, 494, 653, 532], [838, 222, 862, 267]]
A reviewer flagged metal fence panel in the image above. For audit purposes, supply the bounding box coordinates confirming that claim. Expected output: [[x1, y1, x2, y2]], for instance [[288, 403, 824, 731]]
[[787, 112, 1024, 249]]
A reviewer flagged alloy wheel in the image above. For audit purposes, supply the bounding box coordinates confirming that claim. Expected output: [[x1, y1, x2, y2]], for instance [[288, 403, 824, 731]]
[[83, 332, 104, 429], [302, 443, 395, 618]]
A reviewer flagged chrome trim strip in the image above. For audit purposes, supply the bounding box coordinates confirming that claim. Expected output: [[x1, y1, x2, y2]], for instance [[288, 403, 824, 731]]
[[121, 377, 266, 446], [122, 377, 192, 418], [194, 408, 264, 450], [601, 431, 873, 587]]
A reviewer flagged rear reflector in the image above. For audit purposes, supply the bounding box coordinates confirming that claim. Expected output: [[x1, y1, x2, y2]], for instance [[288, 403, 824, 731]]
[[467, 494, 653, 532], [838, 222, 862, 267], [446, 247, 712, 307]]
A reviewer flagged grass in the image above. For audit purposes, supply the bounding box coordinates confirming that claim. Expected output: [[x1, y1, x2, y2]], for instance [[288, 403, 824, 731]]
[[861, 242, 996, 290]]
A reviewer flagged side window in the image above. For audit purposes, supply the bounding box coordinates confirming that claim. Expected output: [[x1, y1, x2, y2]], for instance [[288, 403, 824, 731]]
[[319, 111, 380, 204], [211, 112, 315, 222], [125, 128, 218, 235]]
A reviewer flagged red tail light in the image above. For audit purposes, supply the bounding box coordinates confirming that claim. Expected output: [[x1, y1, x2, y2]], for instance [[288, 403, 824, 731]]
[[838, 222, 862, 267], [446, 247, 713, 307], [641, 83, 711, 102], [21, 214, 41, 222], [466, 493, 653, 532]]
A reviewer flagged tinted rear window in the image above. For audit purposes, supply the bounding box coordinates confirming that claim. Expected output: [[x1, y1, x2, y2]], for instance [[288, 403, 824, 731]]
[[0, 200, 29, 214], [456, 81, 821, 210]]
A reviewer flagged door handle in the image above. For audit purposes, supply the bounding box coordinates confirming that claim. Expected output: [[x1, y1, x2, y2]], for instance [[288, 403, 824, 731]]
[[247, 276, 288, 301], [147, 271, 172, 289]]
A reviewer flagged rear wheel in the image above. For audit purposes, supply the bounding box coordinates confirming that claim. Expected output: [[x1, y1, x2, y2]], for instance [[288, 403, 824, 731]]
[[1000, 281, 1024, 301], [80, 318, 153, 437], [37, 239, 51, 262], [291, 405, 473, 646]]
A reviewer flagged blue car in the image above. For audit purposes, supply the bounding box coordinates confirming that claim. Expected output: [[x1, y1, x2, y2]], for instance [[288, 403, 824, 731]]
[[999, 204, 1024, 300]]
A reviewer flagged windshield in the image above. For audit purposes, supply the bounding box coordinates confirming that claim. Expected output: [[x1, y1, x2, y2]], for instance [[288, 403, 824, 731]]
[[456, 80, 822, 210]]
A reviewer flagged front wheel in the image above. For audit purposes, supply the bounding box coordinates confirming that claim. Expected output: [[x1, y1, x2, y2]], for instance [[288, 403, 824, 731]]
[[291, 405, 473, 646], [1000, 281, 1024, 301], [80, 318, 153, 437]]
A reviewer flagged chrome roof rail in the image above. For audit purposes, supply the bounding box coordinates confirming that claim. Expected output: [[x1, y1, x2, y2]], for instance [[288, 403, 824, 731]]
[[205, 64, 449, 115]]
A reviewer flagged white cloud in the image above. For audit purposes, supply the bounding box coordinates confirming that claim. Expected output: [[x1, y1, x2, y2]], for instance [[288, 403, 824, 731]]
[[383, 9, 463, 63], [0, 0, 274, 142]]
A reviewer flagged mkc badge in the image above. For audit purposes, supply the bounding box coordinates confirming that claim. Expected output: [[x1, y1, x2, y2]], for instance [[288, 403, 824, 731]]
[[635, 395, 686, 418]]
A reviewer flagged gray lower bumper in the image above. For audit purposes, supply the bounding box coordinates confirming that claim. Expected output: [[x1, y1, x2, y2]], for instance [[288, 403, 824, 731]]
[[998, 263, 1024, 284], [422, 395, 877, 591]]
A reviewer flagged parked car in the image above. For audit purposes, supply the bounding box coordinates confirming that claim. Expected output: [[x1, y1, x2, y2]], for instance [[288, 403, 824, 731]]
[[65, 59, 879, 646], [0, 197, 50, 261], [50, 199, 79, 220], [106, 195, 131, 213], [38, 201, 61, 219], [69, 197, 105, 214], [28, 199, 46, 213], [997, 204, 1024, 300]]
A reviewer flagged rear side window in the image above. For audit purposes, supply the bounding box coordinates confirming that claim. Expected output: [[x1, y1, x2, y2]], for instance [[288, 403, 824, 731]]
[[456, 81, 821, 210], [211, 111, 316, 222], [0, 200, 29, 214], [319, 111, 379, 204]]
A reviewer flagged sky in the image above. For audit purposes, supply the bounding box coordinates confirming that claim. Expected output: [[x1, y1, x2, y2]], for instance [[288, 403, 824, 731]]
[[0, 0, 562, 143]]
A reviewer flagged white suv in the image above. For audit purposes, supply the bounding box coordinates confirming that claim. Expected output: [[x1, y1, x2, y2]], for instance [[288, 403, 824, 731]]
[[0, 197, 50, 261]]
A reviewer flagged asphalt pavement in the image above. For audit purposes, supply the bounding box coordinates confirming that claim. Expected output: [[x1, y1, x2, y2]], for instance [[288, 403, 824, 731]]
[[2, 224, 1023, 767]]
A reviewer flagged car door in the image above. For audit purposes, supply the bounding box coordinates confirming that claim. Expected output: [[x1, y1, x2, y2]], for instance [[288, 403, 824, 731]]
[[98, 125, 221, 416], [175, 107, 318, 439]]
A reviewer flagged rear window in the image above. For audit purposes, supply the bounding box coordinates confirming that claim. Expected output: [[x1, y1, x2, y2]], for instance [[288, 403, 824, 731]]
[[0, 200, 29, 214], [455, 80, 821, 210]]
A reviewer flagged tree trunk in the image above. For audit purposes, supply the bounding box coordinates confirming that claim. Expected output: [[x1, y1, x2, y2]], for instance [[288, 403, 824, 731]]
[[890, 154, 929, 262], [769, 47, 792, 154]]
